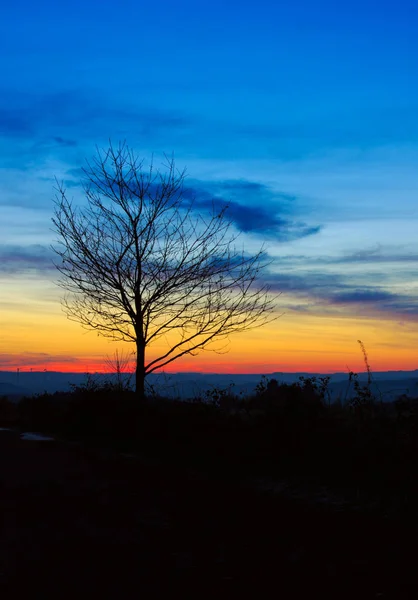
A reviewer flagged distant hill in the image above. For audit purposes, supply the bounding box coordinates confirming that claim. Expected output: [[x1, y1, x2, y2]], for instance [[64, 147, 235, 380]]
[[0, 369, 417, 401], [0, 381, 32, 400]]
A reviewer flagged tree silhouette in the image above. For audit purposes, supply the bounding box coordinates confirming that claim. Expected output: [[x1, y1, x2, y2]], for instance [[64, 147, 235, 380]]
[[52, 142, 277, 399]]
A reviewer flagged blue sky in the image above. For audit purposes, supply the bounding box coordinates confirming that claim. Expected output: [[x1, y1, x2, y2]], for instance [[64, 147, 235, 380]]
[[1, 0, 418, 371]]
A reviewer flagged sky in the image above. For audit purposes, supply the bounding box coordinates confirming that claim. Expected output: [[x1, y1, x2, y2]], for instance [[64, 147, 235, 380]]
[[1, 0, 418, 374]]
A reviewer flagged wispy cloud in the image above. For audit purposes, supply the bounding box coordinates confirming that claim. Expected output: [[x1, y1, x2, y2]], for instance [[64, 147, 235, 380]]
[[333, 249, 418, 265], [332, 290, 397, 304], [183, 179, 321, 241], [0, 244, 55, 276], [271, 245, 418, 266], [261, 269, 418, 320]]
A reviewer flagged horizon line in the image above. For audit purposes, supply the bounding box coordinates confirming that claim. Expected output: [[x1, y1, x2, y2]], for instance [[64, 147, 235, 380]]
[[1, 369, 417, 375]]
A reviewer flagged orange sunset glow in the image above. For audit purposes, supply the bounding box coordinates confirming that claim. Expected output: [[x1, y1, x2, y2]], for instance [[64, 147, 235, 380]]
[[1, 274, 417, 375]]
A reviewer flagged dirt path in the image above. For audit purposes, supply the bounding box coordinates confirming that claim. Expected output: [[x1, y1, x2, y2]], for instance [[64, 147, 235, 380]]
[[1, 429, 418, 598]]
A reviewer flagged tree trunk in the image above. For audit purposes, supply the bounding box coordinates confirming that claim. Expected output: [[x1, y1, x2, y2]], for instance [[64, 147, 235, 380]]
[[135, 341, 146, 403]]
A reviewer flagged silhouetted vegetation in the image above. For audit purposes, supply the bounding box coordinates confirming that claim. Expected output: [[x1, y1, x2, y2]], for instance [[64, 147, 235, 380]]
[[2, 370, 418, 514]]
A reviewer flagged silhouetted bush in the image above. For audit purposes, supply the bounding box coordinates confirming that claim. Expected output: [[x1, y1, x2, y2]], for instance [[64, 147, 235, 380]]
[[245, 375, 326, 421], [8, 373, 418, 507]]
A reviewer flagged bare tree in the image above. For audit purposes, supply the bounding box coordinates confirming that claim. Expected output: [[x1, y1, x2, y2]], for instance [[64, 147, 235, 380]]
[[52, 142, 277, 400]]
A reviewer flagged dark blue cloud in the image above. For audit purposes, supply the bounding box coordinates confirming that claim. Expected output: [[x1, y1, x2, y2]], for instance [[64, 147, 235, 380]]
[[183, 179, 321, 241], [262, 271, 347, 294], [211, 199, 288, 233], [269, 248, 418, 266], [259, 270, 418, 318], [334, 250, 418, 264], [332, 290, 396, 304], [329, 289, 418, 317], [210, 180, 296, 203], [57, 165, 321, 243], [0, 244, 55, 275]]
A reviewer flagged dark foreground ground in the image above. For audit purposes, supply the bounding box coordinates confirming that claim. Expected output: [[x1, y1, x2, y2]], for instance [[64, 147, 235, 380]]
[[1, 429, 418, 599]]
